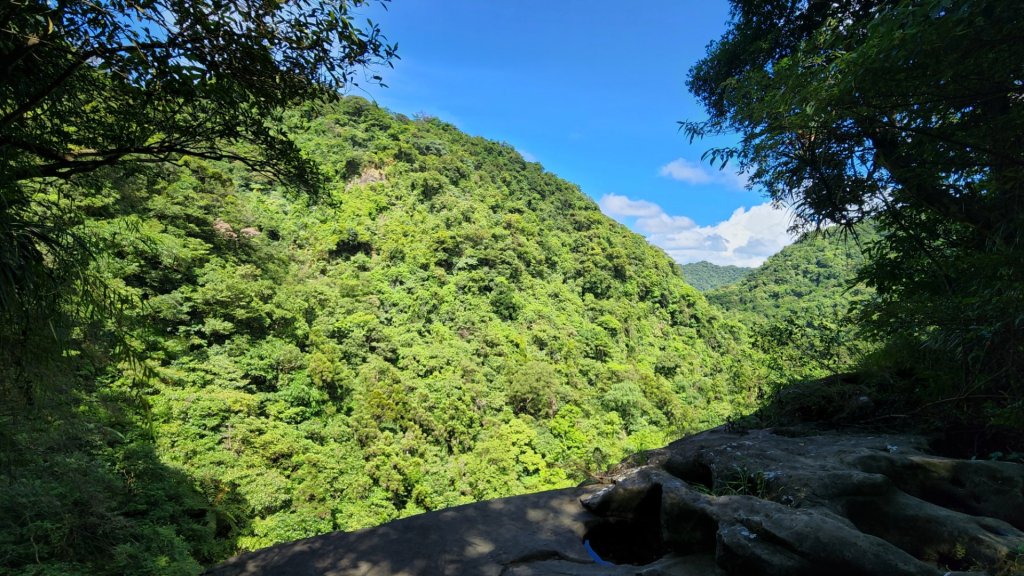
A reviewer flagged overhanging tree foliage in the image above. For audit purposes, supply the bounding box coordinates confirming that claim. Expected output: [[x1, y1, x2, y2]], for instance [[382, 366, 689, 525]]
[[0, 0, 395, 320], [686, 0, 1024, 406], [1, 0, 396, 184]]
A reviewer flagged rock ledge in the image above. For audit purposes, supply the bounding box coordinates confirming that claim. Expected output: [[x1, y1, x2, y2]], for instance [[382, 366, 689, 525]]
[[209, 427, 1024, 575]]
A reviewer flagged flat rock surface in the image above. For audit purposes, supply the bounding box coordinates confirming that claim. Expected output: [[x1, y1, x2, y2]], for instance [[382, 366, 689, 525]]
[[208, 427, 1024, 575], [206, 487, 632, 576]]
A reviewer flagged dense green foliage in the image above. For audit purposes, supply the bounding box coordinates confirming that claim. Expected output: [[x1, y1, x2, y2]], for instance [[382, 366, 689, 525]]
[[1, 0, 394, 184], [709, 226, 877, 387], [1, 0, 395, 333], [687, 0, 1024, 420], [0, 98, 767, 574], [680, 261, 752, 291]]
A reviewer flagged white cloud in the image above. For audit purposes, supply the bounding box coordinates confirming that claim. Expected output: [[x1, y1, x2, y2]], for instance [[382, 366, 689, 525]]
[[658, 158, 749, 190], [598, 195, 664, 218], [659, 158, 713, 184], [598, 193, 796, 267], [634, 212, 698, 234]]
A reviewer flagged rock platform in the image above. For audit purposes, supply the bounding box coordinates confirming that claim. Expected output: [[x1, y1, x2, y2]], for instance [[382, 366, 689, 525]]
[[208, 427, 1024, 575]]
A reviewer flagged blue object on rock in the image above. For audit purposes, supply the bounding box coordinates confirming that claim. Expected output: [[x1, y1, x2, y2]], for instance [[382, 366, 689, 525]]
[[583, 539, 613, 566]]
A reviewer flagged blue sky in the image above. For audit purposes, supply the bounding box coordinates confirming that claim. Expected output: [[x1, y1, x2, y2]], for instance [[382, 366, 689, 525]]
[[356, 0, 795, 266]]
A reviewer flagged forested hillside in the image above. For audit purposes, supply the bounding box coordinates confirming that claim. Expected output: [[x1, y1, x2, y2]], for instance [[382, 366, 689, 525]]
[[708, 227, 876, 387], [5, 0, 1023, 574], [680, 261, 752, 291], [0, 98, 766, 574]]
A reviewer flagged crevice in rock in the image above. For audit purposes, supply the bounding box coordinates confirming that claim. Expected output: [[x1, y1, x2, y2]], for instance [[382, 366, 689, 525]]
[[854, 453, 1024, 531], [840, 498, 889, 542], [664, 457, 714, 493], [663, 504, 718, 556], [583, 483, 668, 565]]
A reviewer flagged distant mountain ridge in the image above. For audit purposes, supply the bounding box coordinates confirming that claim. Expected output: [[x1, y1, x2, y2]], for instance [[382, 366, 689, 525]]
[[680, 261, 754, 291], [707, 226, 877, 385], [708, 226, 875, 320]]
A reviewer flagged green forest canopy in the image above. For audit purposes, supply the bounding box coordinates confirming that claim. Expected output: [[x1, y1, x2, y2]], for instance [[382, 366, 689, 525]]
[[0, 98, 772, 574], [709, 225, 876, 387], [680, 261, 752, 291], [1, 0, 396, 328]]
